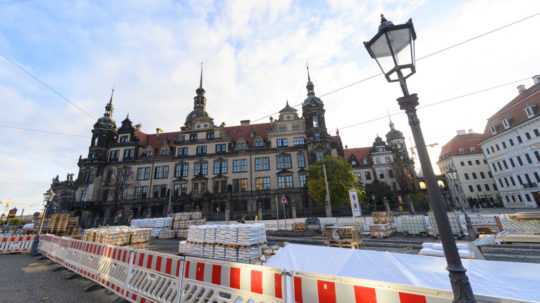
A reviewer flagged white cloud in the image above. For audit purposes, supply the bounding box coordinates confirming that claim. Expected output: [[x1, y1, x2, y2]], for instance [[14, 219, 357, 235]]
[[0, 0, 539, 212]]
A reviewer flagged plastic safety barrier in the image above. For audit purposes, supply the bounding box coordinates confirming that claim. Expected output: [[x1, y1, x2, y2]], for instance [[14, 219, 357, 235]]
[[38, 234, 520, 303], [0, 234, 34, 254]]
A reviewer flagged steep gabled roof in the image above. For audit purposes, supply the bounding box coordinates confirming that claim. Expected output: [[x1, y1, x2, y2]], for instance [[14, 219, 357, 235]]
[[439, 132, 487, 161], [344, 147, 371, 167], [484, 81, 540, 137]]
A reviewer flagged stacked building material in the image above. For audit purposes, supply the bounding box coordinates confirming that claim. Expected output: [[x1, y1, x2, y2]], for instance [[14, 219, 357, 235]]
[[171, 212, 206, 239], [428, 212, 463, 237], [395, 215, 427, 235], [495, 213, 540, 243], [158, 229, 176, 239], [179, 223, 266, 263], [130, 217, 172, 238], [370, 212, 395, 238], [82, 226, 152, 246]]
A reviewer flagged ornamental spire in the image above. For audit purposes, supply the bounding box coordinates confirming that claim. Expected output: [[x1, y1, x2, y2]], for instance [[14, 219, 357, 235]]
[[196, 62, 205, 96], [306, 64, 315, 96], [105, 88, 114, 117]]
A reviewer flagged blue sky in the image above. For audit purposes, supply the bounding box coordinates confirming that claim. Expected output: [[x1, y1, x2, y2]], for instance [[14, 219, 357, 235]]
[[1, 0, 539, 213]]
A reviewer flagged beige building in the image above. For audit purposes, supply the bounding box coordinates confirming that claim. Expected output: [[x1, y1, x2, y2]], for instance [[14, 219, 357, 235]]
[[438, 131, 500, 209]]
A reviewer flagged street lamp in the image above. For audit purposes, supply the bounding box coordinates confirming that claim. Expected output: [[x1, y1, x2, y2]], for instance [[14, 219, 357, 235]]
[[364, 15, 476, 302]]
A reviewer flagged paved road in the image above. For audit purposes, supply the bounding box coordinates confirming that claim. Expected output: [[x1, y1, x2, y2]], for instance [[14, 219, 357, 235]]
[[0, 254, 116, 303]]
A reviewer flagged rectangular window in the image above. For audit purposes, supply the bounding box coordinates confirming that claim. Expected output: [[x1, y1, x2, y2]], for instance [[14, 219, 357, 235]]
[[123, 148, 135, 160], [193, 162, 208, 176], [526, 132, 532, 140], [511, 176, 517, 186], [488, 171, 492, 178], [297, 153, 305, 168], [502, 142, 507, 149], [109, 150, 119, 161], [154, 165, 169, 179], [484, 184, 490, 191], [517, 155, 523, 166], [255, 176, 271, 191], [175, 162, 189, 177], [152, 184, 168, 198], [196, 145, 207, 155], [233, 178, 248, 192], [535, 172, 540, 183], [517, 135, 522, 143], [135, 186, 149, 199], [207, 131, 214, 140], [293, 137, 305, 146], [277, 154, 292, 169], [526, 194, 532, 202], [535, 151, 540, 162], [460, 161, 465, 167], [491, 163, 497, 172], [299, 174, 307, 187], [480, 172, 485, 179], [177, 147, 188, 157], [468, 160, 473, 166], [189, 133, 197, 141], [525, 153, 533, 164], [255, 157, 270, 171], [472, 172, 477, 179], [232, 159, 248, 173], [464, 173, 470, 180], [535, 129, 540, 137], [213, 159, 228, 175], [276, 138, 288, 147], [502, 160, 508, 170], [278, 175, 294, 189], [136, 167, 151, 180], [497, 162, 503, 170], [215, 143, 227, 153], [119, 135, 129, 143], [509, 158, 515, 167], [468, 185, 474, 193], [509, 138, 514, 146], [477, 185, 482, 192]]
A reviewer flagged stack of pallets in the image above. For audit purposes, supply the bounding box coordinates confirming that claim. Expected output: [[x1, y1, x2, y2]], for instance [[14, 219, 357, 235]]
[[370, 212, 395, 238], [179, 223, 266, 263]]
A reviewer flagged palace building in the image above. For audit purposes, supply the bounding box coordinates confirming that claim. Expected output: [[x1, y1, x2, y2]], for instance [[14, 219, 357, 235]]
[[68, 68, 343, 227]]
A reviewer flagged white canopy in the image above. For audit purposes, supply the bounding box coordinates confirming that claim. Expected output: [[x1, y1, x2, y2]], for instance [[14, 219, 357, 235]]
[[266, 244, 540, 302]]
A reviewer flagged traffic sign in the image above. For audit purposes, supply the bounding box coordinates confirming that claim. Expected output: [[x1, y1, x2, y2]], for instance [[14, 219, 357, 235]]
[[280, 195, 288, 204]]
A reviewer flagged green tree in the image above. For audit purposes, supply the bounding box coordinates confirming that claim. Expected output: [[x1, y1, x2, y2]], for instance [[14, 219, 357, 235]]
[[307, 156, 358, 206], [364, 180, 396, 212]]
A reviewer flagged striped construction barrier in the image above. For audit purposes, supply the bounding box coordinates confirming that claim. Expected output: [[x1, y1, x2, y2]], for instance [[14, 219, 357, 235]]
[[0, 235, 34, 254], [37, 234, 522, 303]]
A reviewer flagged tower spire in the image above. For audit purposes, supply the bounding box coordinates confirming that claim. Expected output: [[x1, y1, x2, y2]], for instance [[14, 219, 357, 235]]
[[105, 88, 114, 117], [199, 62, 203, 89], [196, 62, 205, 96], [387, 110, 395, 129], [306, 64, 315, 96]]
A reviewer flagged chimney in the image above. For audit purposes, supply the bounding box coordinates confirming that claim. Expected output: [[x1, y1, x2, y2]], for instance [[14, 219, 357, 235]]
[[533, 75, 540, 85], [456, 129, 466, 135], [517, 85, 526, 94], [240, 120, 250, 126]]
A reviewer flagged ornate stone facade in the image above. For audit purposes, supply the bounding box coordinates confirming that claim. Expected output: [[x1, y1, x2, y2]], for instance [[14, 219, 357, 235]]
[[69, 69, 343, 227]]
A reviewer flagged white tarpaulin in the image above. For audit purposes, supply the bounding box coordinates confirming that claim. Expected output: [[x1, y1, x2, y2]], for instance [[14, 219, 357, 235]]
[[266, 243, 540, 302]]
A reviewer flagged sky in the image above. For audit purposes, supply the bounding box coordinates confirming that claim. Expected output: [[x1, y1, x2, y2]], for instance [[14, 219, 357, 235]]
[[0, 0, 539, 213]]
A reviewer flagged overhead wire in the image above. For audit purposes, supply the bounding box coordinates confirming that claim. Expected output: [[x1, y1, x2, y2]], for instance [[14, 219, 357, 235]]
[[251, 12, 540, 123]]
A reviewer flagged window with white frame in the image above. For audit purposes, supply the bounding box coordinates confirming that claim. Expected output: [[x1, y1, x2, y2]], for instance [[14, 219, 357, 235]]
[[176, 147, 188, 157], [193, 161, 208, 176], [502, 119, 511, 129], [293, 137, 305, 145], [254, 137, 265, 147], [119, 134, 130, 143], [525, 105, 535, 118], [297, 152, 305, 168], [232, 159, 248, 173], [276, 138, 288, 147], [136, 167, 151, 180], [154, 165, 169, 179], [175, 162, 189, 177], [277, 154, 292, 169], [213, 159, 227, 175], [490, 126, 497, 135], [255, 177, 271, 190], [123, 148, 135, 160], [278, 175, 293, 188], [255, 157, 270, 171]]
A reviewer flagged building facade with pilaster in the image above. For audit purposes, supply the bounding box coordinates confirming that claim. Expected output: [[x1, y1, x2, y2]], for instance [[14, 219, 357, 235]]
[[70, 69, 343, 227]]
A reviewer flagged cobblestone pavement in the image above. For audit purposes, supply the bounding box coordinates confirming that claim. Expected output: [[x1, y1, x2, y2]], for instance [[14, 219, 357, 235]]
[[0, 254, 116, 303]]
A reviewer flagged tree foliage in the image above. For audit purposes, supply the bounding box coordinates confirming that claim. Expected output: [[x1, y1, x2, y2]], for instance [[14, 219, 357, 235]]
[[307, 156, 358, 206], [364, 180, 396, 212]]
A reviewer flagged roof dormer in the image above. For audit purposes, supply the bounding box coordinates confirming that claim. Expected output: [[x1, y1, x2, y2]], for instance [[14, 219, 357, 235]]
[[525, 105, 536, 119], [502, 118, 511, 130]]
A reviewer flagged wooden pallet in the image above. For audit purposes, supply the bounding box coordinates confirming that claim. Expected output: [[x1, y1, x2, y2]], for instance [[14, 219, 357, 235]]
[[325, 240, 362, 249]]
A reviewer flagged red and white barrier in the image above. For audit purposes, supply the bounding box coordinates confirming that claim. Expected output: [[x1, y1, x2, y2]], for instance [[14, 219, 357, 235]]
[[38, 235, 521, 303], [0, 235, 34, 254], [290, 270, 453, 303]]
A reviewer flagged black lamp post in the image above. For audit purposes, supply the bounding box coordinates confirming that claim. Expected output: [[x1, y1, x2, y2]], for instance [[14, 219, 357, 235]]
[[364, 15, 475, 302]]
